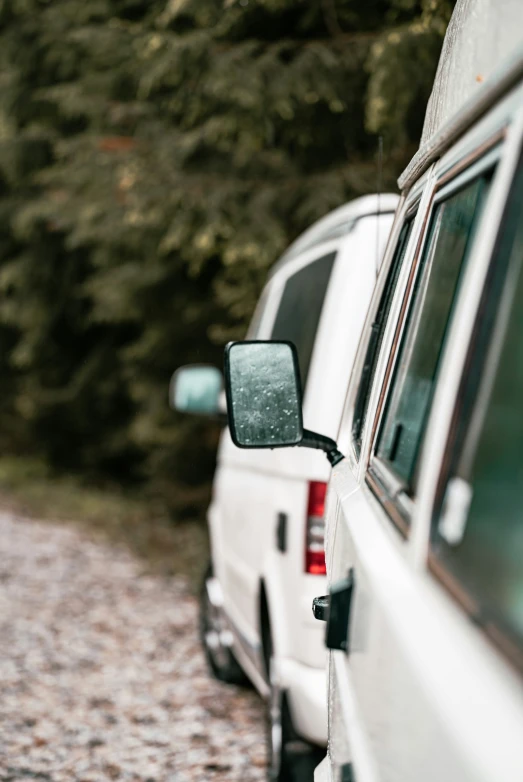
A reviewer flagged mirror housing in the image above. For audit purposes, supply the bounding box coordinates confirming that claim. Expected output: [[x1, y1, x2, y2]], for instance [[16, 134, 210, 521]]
[[224, 340, 303, 448], [224, 340, 345, 466], [170, 365, 224, 418]]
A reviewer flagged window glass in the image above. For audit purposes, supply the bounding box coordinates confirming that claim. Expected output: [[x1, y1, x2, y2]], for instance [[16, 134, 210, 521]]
[[376, 173, 492, 492], [271, 252, 335, 392], [433, 157, 523, 656], [352, 217, 415, 457]]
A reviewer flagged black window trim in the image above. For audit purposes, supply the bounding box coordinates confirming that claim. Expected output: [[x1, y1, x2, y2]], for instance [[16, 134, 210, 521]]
[[351, 215, 416, 458], [348, 199, 421, 467]]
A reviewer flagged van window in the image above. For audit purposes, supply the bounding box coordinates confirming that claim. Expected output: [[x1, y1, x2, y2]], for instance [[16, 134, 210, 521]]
[[432, 157, 523, 666], [352, 217, 415, 458], [376, 173, 492, 494], [271, 252, 336, 392]]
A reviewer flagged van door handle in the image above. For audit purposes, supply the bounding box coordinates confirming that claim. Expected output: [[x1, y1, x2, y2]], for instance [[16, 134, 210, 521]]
[[312, 595, 329, 621], [276, 512, 287, 553], [325, 568, 354, 653]]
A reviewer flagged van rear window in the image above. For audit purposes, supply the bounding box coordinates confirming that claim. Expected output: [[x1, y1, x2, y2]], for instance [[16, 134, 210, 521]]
[[271, 252, 335, 392]]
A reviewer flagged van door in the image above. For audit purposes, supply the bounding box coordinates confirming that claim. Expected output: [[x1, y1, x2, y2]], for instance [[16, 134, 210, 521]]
[[328, 156, 499, 781]]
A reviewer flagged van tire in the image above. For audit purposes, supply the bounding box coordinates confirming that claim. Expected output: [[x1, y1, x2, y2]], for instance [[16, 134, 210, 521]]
[[199, 561, 248, 686]]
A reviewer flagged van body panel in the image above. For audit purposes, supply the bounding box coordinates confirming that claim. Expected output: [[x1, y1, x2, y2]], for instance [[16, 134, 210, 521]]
[[281, 658, 328, 745], [323, 27, 523, 782], [328, 458, 523, 782]]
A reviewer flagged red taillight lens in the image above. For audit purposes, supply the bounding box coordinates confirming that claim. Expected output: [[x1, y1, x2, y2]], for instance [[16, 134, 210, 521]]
[[307, 480, 326, 518], [306, 549, 327, 575], [305, 481, 327, 575]]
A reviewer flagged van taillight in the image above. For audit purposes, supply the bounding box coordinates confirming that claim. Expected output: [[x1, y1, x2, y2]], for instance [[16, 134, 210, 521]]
[[305, 481, 327, 575]]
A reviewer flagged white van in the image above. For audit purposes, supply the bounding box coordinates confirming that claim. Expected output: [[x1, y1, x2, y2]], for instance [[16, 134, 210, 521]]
[[222, 2, 523, 780], [171, 194, 398, 780]]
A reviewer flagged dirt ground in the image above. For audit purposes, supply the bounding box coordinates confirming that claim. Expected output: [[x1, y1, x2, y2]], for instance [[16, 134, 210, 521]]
[[0, 510, 265, 782]]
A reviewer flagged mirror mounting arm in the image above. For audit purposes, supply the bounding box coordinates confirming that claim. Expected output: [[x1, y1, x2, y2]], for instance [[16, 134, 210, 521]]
[[302, 429, 345, 467]]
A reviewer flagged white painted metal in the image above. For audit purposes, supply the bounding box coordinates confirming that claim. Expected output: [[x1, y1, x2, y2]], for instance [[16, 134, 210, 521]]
[[275, 194, 397, 269], [400, 0, 523, 190], [209, 195, 398, 746], [321, 26, 523, 782], [422, 0, 523, 145]]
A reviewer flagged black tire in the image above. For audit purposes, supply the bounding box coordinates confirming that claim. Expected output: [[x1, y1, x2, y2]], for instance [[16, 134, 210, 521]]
[[199, 561, 248, 686], [265, 638, 325, 781]]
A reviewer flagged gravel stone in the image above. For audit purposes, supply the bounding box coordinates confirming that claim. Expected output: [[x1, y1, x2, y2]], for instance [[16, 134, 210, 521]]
[[0, 511, 265, 781]]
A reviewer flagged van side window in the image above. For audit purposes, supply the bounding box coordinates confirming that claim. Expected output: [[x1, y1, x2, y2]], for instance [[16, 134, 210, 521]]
[[271, 252, 336, 392], [431, 157, 523, 669], [376, 173, 492, 495], [352, 217, 415, 458]]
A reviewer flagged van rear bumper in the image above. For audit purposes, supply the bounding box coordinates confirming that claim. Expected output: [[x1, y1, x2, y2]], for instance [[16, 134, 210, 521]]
[[280, 658, 327, 746]]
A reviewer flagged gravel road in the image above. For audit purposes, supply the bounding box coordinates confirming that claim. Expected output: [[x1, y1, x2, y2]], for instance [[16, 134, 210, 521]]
[[0, 510, 265, 782]]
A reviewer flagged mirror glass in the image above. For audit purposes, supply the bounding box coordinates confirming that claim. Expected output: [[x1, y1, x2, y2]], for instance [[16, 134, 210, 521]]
[[170, 365, 223, 415], [225, 341, 303, 448]]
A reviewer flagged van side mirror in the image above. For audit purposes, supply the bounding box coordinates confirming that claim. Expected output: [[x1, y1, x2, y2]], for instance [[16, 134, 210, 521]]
[[170, 365, 224, 418], [224, 341, 303, 448], [224, 341, 345, 466]]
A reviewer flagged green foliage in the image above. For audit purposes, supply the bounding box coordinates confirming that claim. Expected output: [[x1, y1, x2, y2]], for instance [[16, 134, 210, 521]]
[[366, 0, 455, 144], [0, 0, 454, 516]]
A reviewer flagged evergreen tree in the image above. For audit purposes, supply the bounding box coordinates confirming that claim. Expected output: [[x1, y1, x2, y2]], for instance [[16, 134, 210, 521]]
[[0, 0, 454, 514]]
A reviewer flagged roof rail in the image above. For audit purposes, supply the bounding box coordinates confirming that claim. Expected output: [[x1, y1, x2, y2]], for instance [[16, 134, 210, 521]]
[[399, 0, 523, 191]]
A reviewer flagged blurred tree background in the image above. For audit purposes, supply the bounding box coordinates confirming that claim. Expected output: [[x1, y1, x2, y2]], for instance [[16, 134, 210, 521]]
[[0, 0, 454, 518]]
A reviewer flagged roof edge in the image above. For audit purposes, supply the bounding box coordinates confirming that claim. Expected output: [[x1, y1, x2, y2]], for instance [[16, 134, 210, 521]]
[[277, 193, 399, 266], [398, 45, 523, 192]]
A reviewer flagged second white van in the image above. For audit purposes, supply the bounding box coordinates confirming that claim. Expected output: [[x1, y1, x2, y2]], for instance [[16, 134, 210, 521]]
[[172, 194, 398, 781]]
